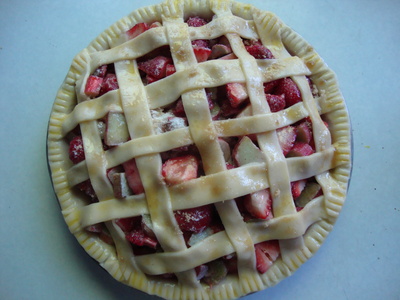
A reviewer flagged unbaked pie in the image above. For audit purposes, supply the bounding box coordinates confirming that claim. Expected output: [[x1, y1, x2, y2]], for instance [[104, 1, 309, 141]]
[[47, 0, 352, 299]]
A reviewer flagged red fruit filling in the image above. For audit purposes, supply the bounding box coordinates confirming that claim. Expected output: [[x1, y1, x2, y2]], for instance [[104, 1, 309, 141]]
[[162, 155, 199, 185], [74, 15, 329, 284], [255, 240, 280, 274], [175, 205, 213, 233], [69, 136, 85, 164], [84, 64, 119, 98]]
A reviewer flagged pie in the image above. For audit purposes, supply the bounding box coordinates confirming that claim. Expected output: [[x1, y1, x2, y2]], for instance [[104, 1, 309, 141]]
[[47, 0, 352, 299]]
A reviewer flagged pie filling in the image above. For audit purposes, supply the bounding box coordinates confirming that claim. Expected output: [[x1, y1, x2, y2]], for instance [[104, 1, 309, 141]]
[[49, 1, 351, 298]]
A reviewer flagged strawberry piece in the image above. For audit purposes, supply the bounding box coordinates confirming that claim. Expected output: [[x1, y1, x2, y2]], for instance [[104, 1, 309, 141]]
[[99, 73, 119, 96], [126, 229, 158, 249], [219, 100, 243, 118], [255, 240, 280, 274], [174, 205, 213, 233], [223, 255, 238, 274], [226, 82, 248, 108], [123, 159, 145, 194], [244, 189, 273, 220], [245, 40, 274, 59], [126, 22, 149, 39], [193, 45, 212, 63], [254, 240, 280, 274], [296, 120, 313, 143], [165, 63, 176, 76], [162, 155, 198, 185], [276, 126, 297, 156], [275, 78, 302, 107], [287, 142, 315, 157], [138, 56, 172, 80], [76, 180, 96, 200], [69, 136, 85, 164], [263, 80, 279, 94], [291, 179, 307, 199], [116, 217, 140, 233], [84, 75, 103, 98], [187, 16, 208, 27], [172, 98, 185, 117], [93, 65, 108, 78], [266, 94, 285, 112], [255, 246, 271, 274]]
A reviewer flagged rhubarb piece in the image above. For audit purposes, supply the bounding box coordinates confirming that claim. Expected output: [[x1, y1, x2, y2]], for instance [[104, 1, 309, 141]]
[[84, 75, 103, 98], [195, 265, 209, 281], [126, 229, 158, 249], [233, 136, 265, 166], [126, 22, 149, 39], [265, 94, 285, 112], [97, 120, 106, 139], [99, 73, 119, 96], [141, 214, 156, 239], [105, 112, 130, 146], [295, 182, 322, 208], [188, 227, 214, 247], [218, 138, 231, 162], [203, 260, 228, 287], [275, 78, 302, 107], [255, 240, 280, 274], [244, 189, 273, 220], [116, 217, 139, 233], [69, 136, 85, 164], [218, 53, 237, 60], [226, 82, 248, 108], [111, 173, 133, 199], [123, 159, 145, 194], [296, 120, 313, 143], [138, 56, 172, 80], [276, 126, 296, 156], [175, 205, 213, 233], [162, 155, 199, 185], [287, 142, 315, 157], [210, 44, 232, 59]]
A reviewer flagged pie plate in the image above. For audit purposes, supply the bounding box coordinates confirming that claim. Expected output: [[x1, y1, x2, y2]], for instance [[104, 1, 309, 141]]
[[47, 0, 352, 299]]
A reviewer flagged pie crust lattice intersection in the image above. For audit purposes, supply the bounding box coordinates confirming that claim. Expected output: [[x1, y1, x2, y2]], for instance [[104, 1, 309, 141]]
[[47, 0, 352, 299]]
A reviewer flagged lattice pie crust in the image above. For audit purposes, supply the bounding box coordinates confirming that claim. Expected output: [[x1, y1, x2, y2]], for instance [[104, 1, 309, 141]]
[[47, 0, 352, 299]]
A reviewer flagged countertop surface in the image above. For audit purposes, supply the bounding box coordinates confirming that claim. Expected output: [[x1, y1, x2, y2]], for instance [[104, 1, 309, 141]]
[[1, 0, 399, 299]]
